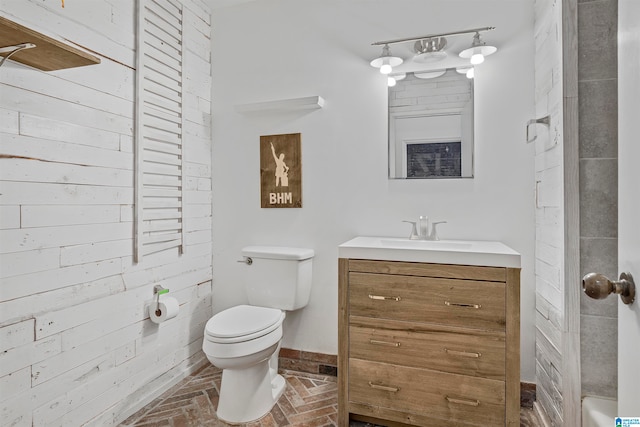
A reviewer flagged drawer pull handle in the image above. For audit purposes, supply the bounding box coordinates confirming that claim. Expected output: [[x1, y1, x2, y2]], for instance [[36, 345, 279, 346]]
[[368, 382, 399, 392], [368, 294, 401, 301], [370, 339, 401, 347], [445, 348, 481, 358], [446, 396, 480, 406], [445, 301, 481, 309]]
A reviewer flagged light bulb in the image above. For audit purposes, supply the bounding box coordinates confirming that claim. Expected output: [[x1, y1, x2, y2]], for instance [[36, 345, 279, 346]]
[[470, 53, 484, 65], [466, 68, 475, 79], [387, 77, 396, 87], [380, 63, 392, 74]]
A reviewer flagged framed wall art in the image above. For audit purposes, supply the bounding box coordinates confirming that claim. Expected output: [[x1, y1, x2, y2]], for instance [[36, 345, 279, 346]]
[[260, 133, 302, 208]]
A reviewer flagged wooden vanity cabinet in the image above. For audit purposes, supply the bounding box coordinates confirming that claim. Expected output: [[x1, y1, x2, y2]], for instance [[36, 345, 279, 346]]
[[338, 259, 520, 427]]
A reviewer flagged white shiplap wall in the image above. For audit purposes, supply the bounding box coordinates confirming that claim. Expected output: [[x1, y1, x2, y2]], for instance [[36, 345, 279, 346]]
[[533, 0, 581, 425], [0, 1, 212, 426], [533, 1, 565, 424]]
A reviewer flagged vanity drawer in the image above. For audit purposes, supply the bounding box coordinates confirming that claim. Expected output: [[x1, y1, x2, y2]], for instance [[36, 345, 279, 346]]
[[348, 358, 506, 426], [349, 272, 506, 331], [349, 324, 506, 380]]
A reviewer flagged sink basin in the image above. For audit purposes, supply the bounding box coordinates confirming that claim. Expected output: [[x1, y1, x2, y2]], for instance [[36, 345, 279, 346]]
[[379, 238, 473, 251], [338, 236, 520, 268]]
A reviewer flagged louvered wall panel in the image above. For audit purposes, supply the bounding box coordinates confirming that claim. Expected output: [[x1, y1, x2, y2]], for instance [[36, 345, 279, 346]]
[[135, 0, 184, 261]]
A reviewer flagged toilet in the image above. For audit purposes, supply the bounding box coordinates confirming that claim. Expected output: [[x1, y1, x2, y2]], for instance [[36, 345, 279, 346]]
[[202, 246, 314, 423]]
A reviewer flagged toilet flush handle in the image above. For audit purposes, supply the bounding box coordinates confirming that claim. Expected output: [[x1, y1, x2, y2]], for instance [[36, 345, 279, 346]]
[[237, 257, 253, 265], [582, 272, 635, 305]]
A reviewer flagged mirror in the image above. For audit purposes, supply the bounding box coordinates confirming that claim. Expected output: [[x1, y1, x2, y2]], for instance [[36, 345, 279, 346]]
[[388, 68, 474, 179]]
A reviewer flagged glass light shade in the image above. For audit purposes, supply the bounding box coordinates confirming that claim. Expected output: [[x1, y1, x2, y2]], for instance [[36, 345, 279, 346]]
[[466, 68, 475, 79], [413, 51, 447, 63], [414, 70, 447, 79], [459, 44, 497, 61], [370, 44, 403, 73], [412, 37, 447, 64], [370, 56, 403, 68], [470, 53, 485, 65], [387, 76, 397, 87], [380, 63, 392, 74]]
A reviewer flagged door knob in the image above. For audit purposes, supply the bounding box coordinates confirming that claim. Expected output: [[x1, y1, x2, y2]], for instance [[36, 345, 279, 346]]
[[582, 272, 635, 305]]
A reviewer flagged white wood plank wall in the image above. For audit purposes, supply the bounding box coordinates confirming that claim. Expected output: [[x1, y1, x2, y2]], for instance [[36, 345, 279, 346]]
[[388, 70, 472, 113], [0, 1, 212, 425], [533, 0, 565, 425]]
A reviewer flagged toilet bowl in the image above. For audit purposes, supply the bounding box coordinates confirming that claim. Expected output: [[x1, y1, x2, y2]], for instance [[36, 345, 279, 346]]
[[202, 246, 314, 423], [203, 305, 287, 423]]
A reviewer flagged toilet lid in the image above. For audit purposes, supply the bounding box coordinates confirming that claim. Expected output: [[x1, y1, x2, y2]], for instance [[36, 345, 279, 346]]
[[205, 305, 283, 339]]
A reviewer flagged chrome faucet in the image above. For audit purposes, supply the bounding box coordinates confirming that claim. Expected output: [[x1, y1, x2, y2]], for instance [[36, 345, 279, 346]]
[[403, 216, 447, 240], [402, 220, 420, 240], [428, 220, 447, 241]]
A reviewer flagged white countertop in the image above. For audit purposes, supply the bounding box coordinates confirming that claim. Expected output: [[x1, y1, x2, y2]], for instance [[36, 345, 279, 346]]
[[338, 236, 521, 268]]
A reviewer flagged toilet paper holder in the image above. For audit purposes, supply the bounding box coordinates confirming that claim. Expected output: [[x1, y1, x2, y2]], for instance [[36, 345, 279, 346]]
[[153, 285, 169, 315]]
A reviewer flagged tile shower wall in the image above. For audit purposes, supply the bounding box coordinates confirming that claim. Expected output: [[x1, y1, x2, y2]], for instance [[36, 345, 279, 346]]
[[0, 1, 213, 425], [578, 0, 619, 399]]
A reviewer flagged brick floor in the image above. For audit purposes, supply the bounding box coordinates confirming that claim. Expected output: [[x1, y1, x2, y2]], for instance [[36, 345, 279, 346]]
[[120, 365, 542, 427]]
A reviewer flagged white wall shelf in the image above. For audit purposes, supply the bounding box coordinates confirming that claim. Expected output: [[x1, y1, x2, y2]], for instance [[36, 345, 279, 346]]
[[234, 95, 325, 113]]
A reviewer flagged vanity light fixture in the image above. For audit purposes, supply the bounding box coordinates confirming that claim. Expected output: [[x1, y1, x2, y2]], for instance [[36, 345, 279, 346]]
[[370, 43, 403, 75], [458, 31, 497, 65], [371, 27, 495, 75]]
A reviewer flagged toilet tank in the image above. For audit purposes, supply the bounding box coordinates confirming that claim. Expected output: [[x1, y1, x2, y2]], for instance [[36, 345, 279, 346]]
[[241, 246, 314, 310]]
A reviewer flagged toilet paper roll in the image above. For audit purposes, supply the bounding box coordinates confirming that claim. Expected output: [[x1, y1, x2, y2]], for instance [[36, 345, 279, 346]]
[[149, 297, 179, 324]]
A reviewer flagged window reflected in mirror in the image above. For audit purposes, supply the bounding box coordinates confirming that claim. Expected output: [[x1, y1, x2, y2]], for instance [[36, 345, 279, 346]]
[[407, 140, 462, 178]]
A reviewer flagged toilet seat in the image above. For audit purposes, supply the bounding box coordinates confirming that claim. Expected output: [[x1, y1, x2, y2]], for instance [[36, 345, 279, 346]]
[[205, 305, 284, 344]]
